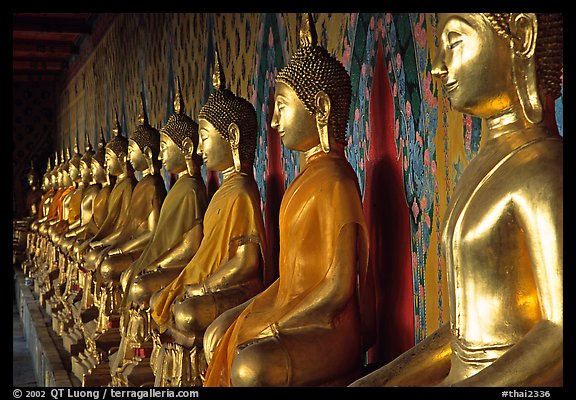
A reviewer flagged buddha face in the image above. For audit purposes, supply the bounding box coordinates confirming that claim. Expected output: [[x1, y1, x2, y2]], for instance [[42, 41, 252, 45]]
[[68, 164, 80, 182], [80, 160, 92, 183], [105, 148, 124, 176], [197, 118, 234, 172], [271, 82, 319, 151], [159, 133, 186, 174], [128, 139, 149, 172], [91, 160, 106, 183], [432, 13, 516, 118]]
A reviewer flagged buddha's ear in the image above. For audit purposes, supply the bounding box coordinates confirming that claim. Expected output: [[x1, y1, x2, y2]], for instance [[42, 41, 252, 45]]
[[315, 91, 331, 153], [181, 137, 194, 159], [510, 13, 542, 124], [227, 122, 241, 172], [510, 13, 537, 59]]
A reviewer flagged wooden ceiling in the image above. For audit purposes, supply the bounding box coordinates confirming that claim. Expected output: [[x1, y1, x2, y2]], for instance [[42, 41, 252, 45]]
[[13, 13, 98, 83]]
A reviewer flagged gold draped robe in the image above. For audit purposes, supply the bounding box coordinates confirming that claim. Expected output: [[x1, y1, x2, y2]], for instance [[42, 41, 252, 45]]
[[89, 175, 137, 242], [151, 173, 267, 333], [120, 174, 209, 306], [37, 188, 56, 220], [109, 174, 166, 248], [204, 151, 375, 386], [78, 184, 112, 240], [66, 186, 85, 224]]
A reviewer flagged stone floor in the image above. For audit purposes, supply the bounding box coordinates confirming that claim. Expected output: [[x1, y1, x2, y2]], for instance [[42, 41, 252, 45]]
[[13, 300, 37, 387]]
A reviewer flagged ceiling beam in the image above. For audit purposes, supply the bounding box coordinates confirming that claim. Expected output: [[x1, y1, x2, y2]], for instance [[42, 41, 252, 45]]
[[13, 15, 92, 34]]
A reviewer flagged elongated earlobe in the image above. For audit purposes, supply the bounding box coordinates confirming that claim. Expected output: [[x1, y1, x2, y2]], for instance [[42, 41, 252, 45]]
[[510, 13, 543, 124], [315, 91, 331, 153]]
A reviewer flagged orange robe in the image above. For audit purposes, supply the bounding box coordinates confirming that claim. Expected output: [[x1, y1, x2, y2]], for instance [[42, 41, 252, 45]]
[[204, 151, 376, 386], [151, 172, 267, 333]]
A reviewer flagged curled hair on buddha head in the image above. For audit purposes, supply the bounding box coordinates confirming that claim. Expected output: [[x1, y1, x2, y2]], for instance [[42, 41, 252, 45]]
[[160, 76, 201, 160], [107, 108, 129, 157], [484, 13, 563, 100], [130, 91, 161, 162], [80, 130, 95, 168], [276, 13, 352, 145], [69, 135, 83, 171], [27, 160, 39, 186], [198, 47, 258, 166], [93, 127, 107, 168]]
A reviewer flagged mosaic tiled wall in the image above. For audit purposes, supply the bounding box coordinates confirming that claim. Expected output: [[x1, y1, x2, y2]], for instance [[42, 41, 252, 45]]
[[53, 13, 563, 361]]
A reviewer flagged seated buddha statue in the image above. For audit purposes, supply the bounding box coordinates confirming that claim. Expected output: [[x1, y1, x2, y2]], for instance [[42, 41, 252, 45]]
[[78, 95, 168, 386], [53, 135, 99, 336], [37, 149, 76, 307], [15, 160, 44, 266], [69, 128, 114, 265], [59, 133, 99, 261], [46, 141, 88, 319], [350, 13, 563, 387], [75, 113, 138, 272], [95, 92, 167, 319], [24, 158, 56, 277], [203, 13, 376, 387], [109, 77, 209, 387], [47, 142, 89, 308], [148, 53, 268, 387], [61, 130, 115, 353], [69, 114, 138, 383]]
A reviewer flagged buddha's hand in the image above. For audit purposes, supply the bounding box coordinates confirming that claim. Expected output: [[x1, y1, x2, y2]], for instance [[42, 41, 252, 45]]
[[256, 321, 280, 339], [183, 283, 205, 298], [90, 241, 104, 249], [107, 248, 123, 257]]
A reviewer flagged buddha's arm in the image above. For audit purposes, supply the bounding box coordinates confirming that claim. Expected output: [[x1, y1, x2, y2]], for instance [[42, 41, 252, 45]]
[[143, 223, 203, 272], [185, 241, 261, 296], [350, 323, 452, 386], [112, 207, 161, 254], [456, 188, 563, 387], [269, 222, 359, 333]]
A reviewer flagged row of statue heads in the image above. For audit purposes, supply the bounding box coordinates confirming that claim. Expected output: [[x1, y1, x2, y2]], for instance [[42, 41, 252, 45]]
[[22, 12, 562, 388]]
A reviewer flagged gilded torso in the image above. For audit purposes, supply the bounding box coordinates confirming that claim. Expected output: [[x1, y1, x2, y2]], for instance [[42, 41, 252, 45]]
[[441, 127, 563, 379]]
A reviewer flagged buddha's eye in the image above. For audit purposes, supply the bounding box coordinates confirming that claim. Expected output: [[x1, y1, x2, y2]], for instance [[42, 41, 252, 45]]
[[448, 40, 462, 50]]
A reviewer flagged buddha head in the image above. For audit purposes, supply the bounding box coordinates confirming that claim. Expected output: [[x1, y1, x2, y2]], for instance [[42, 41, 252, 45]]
[[159, 76, 201, 175], [59, 147, 72, 187], [272, 13, 352, 153], [68, 137, 83, 183], [197, 48, 257, 173], [27, 160, 39, 189], [128, 92, 161, 175], [80, 132, 95, 184], [41, 158, 52, 191], [106, 109, 131, 177], [92, 128, 108, 184], [432, 13, 563, 124]]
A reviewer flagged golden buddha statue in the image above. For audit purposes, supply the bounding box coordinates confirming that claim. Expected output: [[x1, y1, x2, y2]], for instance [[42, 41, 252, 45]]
[[203, 13, 376, 387], [37, 149, 76, 308], [69, 129, 113, 261], [79, 94, 167, 386], [25, 160, 44, 220], [70, 114, 138, 383], [48, 139, 86, 247], [59, 133, 98, 260], [61, 129, 114, 354], [75, 112, 138, 271], [14, 160, 44, 265], [52, 135, 99, 337], [24, 158, 55, 276], [148, 52, 268, 387], [109, 77, 209, 387], [350, 13, 563, 387]]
